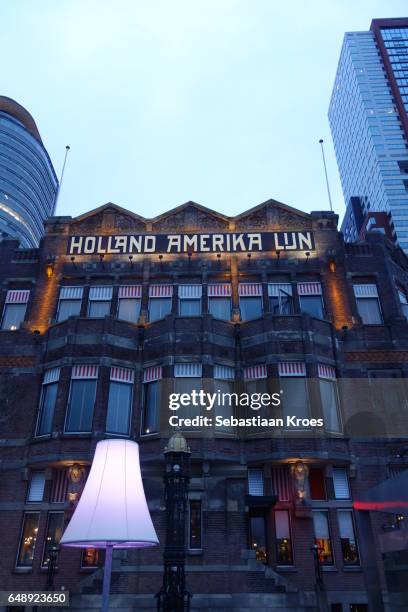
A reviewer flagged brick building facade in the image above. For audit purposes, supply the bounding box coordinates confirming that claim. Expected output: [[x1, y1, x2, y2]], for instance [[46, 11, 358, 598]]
[[1, 199, 408, 611]]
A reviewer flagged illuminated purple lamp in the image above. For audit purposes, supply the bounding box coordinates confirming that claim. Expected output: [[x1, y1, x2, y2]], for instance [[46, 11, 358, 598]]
[[60, 439, 159, 612]]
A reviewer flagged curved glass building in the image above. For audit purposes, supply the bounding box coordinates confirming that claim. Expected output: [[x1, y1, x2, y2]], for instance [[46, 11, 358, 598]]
[[0, 96, 58, 247]]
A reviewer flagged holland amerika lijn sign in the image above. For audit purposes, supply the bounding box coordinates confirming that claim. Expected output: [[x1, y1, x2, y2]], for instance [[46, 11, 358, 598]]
[[67, 231, 315, 256]]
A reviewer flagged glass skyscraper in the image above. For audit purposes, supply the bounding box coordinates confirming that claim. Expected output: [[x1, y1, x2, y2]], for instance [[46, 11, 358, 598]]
[[0, 96, 58, 247], [329, 18, 408, 250]]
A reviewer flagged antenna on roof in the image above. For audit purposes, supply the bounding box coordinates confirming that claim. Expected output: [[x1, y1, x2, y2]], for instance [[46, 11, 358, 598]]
[[318, 139, 333, 212], [54, 145, 70, 212]]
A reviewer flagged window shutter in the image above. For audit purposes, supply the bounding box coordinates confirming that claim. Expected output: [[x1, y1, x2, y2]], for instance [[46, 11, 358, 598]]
[[174, 363, 202, 378], [28, 472, 46, 502], [333, 467, 350, 499], [248, 468, 264, 496], [353, 284, 378, 298]]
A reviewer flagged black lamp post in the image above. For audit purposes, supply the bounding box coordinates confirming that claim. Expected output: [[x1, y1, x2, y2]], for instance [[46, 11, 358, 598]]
[[310, 544, 329, 612], [46, 544, 59, 591], [156, 431, 192, 612]]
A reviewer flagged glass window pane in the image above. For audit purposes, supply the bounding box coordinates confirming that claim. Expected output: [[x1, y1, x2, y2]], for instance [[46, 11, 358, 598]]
[[240, 297, 263, 320], [300, 296, 324, 319], [106, 381, 132, 434], [338, 511, 360, 565], [320, 380, 341, 433], [37, 382, 58, 436], [179, 299, 201, 316], [65, 380, 96, 432], [280, 378, 309, 424], [313, 511, 333, 564], [88, 301, 111, 318], [142, 381, 159, 434], [17, 513, 39, 567], [250, 516, 267, 564], [214, 379, 234, 431], [42, 513, 64, 567], [357, 298, 382, 324], [1, 303, 27, 330], [57, 299, 81, 322], [275, 510, 293, 565], [149, 298, 172, 322], [269, 294, 293, 315], [189, 500, 202, 549], [208, 297, 231, 320], [117, 298, 141, 323]]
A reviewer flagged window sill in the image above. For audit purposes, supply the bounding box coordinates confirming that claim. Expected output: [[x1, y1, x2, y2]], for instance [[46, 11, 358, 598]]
[[14, 567, 32, 573], [322, 566, 338, 572], [276, 565, 297, 572], [187, 549, 203, 556], [343, 565, 362, 572]]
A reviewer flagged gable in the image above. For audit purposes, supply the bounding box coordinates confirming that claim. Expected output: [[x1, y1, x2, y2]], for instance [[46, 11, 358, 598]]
[[234, 200, 312, 231]]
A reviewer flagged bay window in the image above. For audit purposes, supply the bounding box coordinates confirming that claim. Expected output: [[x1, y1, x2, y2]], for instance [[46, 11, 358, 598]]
[[56, 286, 83, 321], [65, 365, 98, 433], [141, 366, 162, 435], [279, 362, 310, 426], [106, 367, 134, 435], [1, 289, 29, 330], [208, 284, 231, 320], [149, 285, 172, 321], [178, 285, 202, 316], [117, 285, 141, 323], [174, 363, 202, 426], [353, 284, 382, 324]]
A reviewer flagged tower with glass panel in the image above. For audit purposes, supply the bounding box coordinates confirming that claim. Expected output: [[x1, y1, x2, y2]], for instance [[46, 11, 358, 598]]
[[329, 18, 408, 251], [0, 96, 58, 247]]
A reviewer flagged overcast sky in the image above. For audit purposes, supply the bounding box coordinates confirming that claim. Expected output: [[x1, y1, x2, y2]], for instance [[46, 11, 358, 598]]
[[2, 1, 407, 222]]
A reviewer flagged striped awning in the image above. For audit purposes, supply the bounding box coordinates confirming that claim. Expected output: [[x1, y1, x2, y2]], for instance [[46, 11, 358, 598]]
[[110, 366, 134, 383], [214, 364, 235, 380], [89, 286, 113, 301], [59, 286, 83, 300], [297, 282, 322, 296], [43, 368, 60, 384], [238, 283, 263, 297], [143, 366, 162, 383], [208, 284, 231, 297], [268, 283, 292, 297], [318, 364, 336, 380], [51, 469, 69, 503], [278, 362, 306, 377], [149, 285, 173, 298], [244, 364, 267, 380], [174, 363, 202, 378], [178, 285, 202, 299], [353, 284, 378, 298], [5, 289, 30, 304], [118, 285, 142, 299], [71, 364, 99, 379], [271, 467, 290, 501]]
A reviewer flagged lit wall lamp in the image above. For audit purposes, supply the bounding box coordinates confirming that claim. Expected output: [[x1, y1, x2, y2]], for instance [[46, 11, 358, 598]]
[[45, 258, 55, 278], [290, 461, 309, 503], [328, 257, 336, 273]]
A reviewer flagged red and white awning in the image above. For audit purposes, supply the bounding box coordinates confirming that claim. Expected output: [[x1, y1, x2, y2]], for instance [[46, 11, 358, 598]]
[[353, 284, 378, 298], [89, 286, 113, 301], [71, 364, 99, 379], [118, 285, 142, 299], [174, 363, 202, 378], [149, 285, 173, 298], [207, 284, 231, 297], [214, 364, 235, 380], [268, 283, 292, 297], [238, 283, 263, 297], [244, 364, 267, 380], [297, 282, 322, 296], [43, 367, 60, 384], [5, 289, 30, 304], [110, 366, 134, 383], [178, 285, 202, 299], [318, 364, 336, 380], [143, 366, 162, 383], [59, 286, 83, 300], [278, 362, 306, 377]]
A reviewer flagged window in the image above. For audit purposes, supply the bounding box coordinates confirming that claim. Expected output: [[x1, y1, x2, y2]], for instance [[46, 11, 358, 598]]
[[81, 548, 100, 568], [149, 285, 172, 321], [275, 510, 293, 565], [174, 364, 202, 426], [117, 286, 142, 323], [318, 365, 341, 433], [313, 510, 333, 565], [338, 510, 360, 565], [189, 500, 202, 550], [353, 284, 382, 324], [208, 284, 231, 320], [16, 512, 39, 568], [179, 285, 202, 316], [88, 286, 113, 318], [279, 363, 310, 426], [27, 471, 46, 503], [42, 512, 64, 567], [309, 468, 326, 500], [239, 283, 263, 320], [298, 282, 324, 319], [398, 289, 408, 319], [36, 368, 59, 436], [214, 365, 234, 431], [1, 290, 29, 330], [141, 366, 162, 435], [56, 287, 83, 321], [248, 468, 264, 496], [65, 365, 98, 433], [268, 283, 293, 314], [333, 467, 351, 499], [106, 367, 133, 435], [250, 515, 267, 563]]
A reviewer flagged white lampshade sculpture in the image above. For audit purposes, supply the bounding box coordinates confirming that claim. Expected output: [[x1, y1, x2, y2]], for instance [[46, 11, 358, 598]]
[[61, 439, 159, 611]]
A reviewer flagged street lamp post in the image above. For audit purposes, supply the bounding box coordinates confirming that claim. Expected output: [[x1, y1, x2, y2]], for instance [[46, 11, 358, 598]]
[[310, 544, 328, 612], [156, 431, 192, 612], [45, 544, 59, 591]]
